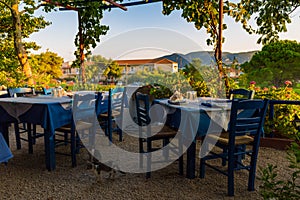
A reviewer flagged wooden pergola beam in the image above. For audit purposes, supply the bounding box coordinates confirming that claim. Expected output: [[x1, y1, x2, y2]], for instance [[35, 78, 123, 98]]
[[58, 0, 162, 11], [44, 0, 128, 11], [105, 0, 127, 11], [44, 0, 78, 11]]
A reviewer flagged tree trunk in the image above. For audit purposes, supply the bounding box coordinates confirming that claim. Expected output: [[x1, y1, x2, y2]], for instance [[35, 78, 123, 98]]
[[78, 13, 86, 84], [215, 0, 229, 97], [11, 0, 33, 85]]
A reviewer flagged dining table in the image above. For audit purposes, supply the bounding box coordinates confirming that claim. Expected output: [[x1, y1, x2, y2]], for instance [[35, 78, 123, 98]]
[[153, 97, 232, 179], [0, 95, 73, 171]]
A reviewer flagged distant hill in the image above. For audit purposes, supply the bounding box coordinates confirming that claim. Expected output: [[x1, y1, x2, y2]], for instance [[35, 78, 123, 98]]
[[160, 51, 257, 69]]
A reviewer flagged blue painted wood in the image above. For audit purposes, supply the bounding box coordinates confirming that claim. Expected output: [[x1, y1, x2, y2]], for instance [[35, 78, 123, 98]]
[[106, 87, 125, 142], [6, 87, 37, 153], [200, 99, 269, 196], [229, 88, 254, 100], [135, 92, 183, 178]]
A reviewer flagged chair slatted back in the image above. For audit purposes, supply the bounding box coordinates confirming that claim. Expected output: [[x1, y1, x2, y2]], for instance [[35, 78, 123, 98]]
[[42, 88, 52, 95], [8, 87, 34, 97], [228, 99, 269, 140], [229, 89, 254, 100], [135, 92, 151, 126], [72, 92, 96, 123], [109, 88, 124, 112]]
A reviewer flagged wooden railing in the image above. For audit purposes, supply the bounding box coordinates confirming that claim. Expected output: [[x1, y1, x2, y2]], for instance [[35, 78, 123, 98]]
[[267, 100, 300, 137]]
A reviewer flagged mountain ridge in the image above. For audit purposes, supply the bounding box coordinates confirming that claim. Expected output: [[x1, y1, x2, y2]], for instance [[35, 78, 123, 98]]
[[159, 50, 257, 69]]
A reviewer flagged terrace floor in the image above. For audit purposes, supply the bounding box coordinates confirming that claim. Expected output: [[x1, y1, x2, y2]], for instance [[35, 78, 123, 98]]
[[0, 126, 294, 200]]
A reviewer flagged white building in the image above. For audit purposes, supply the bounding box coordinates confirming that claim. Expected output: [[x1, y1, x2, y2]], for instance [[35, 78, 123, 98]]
[[115, 58, 178, 74]]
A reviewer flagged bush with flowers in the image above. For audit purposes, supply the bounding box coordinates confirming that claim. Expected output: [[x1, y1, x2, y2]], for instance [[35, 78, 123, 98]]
[[249, 80, 300, 141]]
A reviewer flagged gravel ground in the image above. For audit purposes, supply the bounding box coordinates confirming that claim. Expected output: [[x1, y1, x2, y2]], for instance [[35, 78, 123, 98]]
[[0, 126, 294, 200]]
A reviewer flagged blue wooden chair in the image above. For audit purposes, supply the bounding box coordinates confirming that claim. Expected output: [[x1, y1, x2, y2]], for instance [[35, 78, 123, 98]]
[[6, 87, 41, 153], [99, 87, 125, 142], [7, 87, 34, 97], [199, 99, 269, 196], [55, 92, 97, 167], [135, 92, 183, 178], [42, 88, 52, 95], [228, 88, 254, 100]]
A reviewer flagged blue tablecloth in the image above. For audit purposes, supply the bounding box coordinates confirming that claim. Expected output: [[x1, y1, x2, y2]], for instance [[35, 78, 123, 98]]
[[154, 98, 231, 137], [0, 96, 73, 170], [153, 98, 232, 179]]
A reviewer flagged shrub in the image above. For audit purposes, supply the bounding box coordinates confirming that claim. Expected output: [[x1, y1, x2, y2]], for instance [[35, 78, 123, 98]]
[[259, 143, 300, 199], [249, 81, 300, 141]]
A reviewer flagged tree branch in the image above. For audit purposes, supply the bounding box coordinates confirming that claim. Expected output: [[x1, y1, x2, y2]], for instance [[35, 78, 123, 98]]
[[19, 2, 46, 15], [0, 0, 13, 12]]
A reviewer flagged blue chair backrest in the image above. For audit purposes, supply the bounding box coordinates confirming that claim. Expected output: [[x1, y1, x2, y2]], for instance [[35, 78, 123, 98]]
[[72, 92, 97, 122], [7, 87, 33, 97], [228, 99, 269, 142], [42, 88, 52, 95], [135, 92, 151, 126], [109, 87, 125, 112], [229, 89, 254, 100]]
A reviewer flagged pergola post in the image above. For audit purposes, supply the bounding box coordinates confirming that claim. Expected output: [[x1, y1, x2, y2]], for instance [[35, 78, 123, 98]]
[[78, 12, 86, 84]]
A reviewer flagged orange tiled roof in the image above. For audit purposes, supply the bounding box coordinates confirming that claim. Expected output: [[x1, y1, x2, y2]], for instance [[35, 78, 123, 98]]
[[115, 58, 176, 65]]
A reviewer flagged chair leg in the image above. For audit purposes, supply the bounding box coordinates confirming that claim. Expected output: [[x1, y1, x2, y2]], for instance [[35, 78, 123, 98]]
[[118, 129, 122, 142], [64, 132, 69, 146], [139, 138, 144, 169], [27, 123, 33, 154], [199, 158, 206, 178], [222, 148, 227, 166], [227, 149, 235, 196], [70, 127, 77, 167], [32, 125, 37, 144], [108, 117, 112, 142], [178, 155, 184, 175], [178, 136, 184, 175], [199, 138, 209, 178], [14, 123, 21, 150], [146, 140, 152, 178], [248, 146, 259, 191]]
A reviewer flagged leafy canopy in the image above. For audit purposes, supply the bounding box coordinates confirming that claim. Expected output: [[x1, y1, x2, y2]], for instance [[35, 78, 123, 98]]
[[162, 0, 300, 46], [241, 40, 300, 87], [0, 0, 51, 85], [43, 0, 122, 68], [29, 51, 64, 84]]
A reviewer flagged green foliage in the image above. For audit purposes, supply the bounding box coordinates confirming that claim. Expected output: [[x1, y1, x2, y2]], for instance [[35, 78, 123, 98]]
[[126, 62, 216, 98], [248, 81, 300, 141], [149, 84, 173, 99], [0, 0, 50, 38], [102, 61, 123, 84], [71, 83, 115, 92], [84, 55, 111, 83], [0, 50, 63, 88], [29, 51, 64, 86], [42, 1, 122, 70], [241, 40, 300, 88], [259, 143, 300, 199], [0, 0, 51, 85], [162, 1, 300, 46]]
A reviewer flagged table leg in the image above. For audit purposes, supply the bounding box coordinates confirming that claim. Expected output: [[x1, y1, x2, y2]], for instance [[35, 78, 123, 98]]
[[186, 141, 196, 179], [44, 129, 56, 171]]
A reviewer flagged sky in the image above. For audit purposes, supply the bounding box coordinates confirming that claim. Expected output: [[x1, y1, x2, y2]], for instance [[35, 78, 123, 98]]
[[29, 1, 300, 61]]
